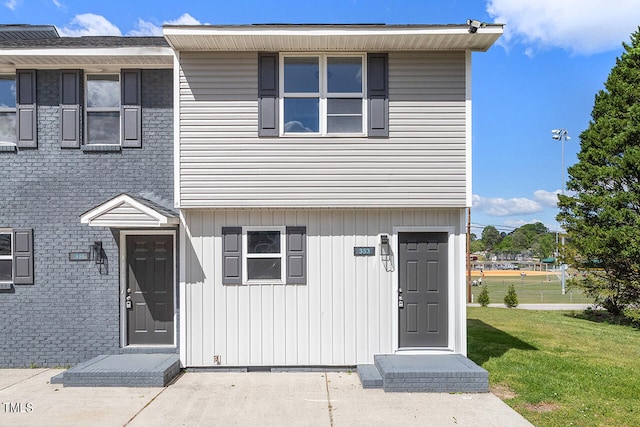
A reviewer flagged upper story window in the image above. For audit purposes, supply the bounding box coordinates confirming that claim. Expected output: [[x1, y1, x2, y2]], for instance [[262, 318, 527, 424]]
[[85, 74, 120, 145], [0, 75, 16, 143], [0, 231, 12, 282], [282, 54, 365, 136]]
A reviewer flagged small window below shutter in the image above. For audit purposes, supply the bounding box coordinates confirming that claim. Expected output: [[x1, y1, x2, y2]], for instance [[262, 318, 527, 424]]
[[222, 227, 242, 285], [121, 70, 142, 148], [258, 53, 279, 137], [367, 54, 389, 137], [60, 70, 81, 148], [286, 226, 306, 284], [16, 70, 37, 148], [13, 228, 33, 285]]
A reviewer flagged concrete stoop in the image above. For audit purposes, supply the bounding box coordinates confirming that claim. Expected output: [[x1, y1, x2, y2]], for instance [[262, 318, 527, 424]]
[[50, 354, 181, 387], [358, 354, 489, 393]]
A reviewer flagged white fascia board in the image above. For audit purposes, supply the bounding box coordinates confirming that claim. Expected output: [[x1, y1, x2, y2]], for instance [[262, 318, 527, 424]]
[[0, 46, 174, 57], [80, 194, 178, 227]]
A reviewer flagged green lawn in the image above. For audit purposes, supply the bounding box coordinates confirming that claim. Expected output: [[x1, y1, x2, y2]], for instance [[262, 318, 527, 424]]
[[470, 273, 592, 304], [467, 307, 640, 426]]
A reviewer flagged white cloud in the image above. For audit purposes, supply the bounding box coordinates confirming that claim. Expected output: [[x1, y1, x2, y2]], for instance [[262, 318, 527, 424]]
[[164, 13, 202, 26], [58, 13, 122, 37], [128, 14, 202, 36], [487, 0, 640, 55], [52, 0, 62, 8], [533, 189, 560, 207], [127, 19, 163, 37], [4, 0, 18, 10], [58, 13, 203, 37], [473, 194, 543, 216]]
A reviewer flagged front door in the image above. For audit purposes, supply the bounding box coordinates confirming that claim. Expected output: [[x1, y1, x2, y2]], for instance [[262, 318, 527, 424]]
[[126, 234, 174, 345], [398, 232, 448, 348]]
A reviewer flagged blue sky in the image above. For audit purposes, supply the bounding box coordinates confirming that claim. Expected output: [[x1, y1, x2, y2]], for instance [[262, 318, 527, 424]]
[[4, 0, 640, 235]]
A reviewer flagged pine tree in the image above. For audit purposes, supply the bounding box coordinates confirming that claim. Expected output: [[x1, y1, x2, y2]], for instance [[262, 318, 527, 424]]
[[477, 284, 490, 307], [504, 284, 519, 308], [557, 27, 640, 315]]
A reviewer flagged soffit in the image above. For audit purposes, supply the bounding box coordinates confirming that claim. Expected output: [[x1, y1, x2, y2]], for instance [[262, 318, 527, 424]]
[[163, 24, 503, 52]]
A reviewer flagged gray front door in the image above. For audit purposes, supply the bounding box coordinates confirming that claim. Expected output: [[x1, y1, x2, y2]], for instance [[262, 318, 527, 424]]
[[126, 235, 174, 345], [398, 232, 448, 348]]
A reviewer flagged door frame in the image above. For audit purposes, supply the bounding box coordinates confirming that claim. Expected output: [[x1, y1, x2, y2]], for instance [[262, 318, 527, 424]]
[[119, 229, 177, 348], [392, 226, 455, 354]]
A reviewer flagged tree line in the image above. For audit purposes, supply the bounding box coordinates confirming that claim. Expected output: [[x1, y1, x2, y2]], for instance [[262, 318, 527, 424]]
[[471, 222, 556, 260]]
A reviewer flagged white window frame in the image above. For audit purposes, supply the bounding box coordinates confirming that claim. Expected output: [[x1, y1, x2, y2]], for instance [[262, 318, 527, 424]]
[[280, 53, 367, 137], [84, 73, 120, 145], [0, 229, 13, 283], [242, 226, 287, 284], [0, 74, 16, 144]]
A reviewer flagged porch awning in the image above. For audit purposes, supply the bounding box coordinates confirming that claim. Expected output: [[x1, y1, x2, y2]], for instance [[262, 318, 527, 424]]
[[80, 193, 178, 228]]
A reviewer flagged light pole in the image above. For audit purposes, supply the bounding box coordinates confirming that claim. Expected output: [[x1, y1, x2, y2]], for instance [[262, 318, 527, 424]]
[[551, 128, 570, 295]]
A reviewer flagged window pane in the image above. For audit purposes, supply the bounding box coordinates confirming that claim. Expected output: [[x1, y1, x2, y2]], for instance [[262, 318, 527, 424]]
[[328, 116, 363, 133], [284, 98, 319, 133], [87, 75, 120, 108], [87, 112, 119, 144], [0, 112, 16, 142], [0, 76, 16, 108], [0, 234, 11, 256], [327, 98, 362, 115], [284, 57, 319, 93], [0, 259, 11, 281], [327, 57, 362, 93], [247, 258, 281, 280], [247, 231, 281, 254]]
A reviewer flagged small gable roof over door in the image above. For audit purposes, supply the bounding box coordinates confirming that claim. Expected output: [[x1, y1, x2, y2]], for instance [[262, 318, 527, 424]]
[[80, 193, 178, 228]]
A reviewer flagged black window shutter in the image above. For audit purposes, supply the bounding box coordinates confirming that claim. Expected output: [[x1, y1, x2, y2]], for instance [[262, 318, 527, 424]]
[[13, 228, 33, 285], [16, 70, 37, 148], [286, 226, 306, 284], [367, 53, 389, 137], [121, 70, 142, 148], [222, 227, 242, 285], [59, 70, 81, 148], [258, 53, 279, 137]]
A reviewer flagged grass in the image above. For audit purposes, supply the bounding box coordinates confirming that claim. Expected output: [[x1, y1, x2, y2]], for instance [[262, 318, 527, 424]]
[[467, 307, 640, 427], [470, 272, 593, 304]]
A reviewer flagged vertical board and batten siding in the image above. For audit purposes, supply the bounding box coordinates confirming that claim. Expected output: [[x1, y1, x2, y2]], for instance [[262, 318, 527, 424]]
[[182, 208, 465, 367], [178, 51, 467, 208]]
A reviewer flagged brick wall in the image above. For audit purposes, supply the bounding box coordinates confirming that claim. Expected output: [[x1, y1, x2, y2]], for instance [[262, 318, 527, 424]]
[[0, 69, 175, 367]]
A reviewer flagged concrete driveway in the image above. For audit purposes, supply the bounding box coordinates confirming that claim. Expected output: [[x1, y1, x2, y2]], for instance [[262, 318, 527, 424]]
[[1, 368, 532, 426]]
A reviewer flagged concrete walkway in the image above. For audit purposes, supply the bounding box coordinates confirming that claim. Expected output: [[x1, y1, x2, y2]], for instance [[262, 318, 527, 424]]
[[468, 303, 594, 310], [1, 368, 533, 426]]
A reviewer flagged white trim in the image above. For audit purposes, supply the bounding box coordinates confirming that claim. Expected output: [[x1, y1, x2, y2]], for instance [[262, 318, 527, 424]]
[[0, 47, 174, 58], [465, 50, 472, 207], [0, 230, 13, 284], [391, 226, 456, 354], [163, 25, 504, 53], [173, 52, 182, 209], [279, 53, 366, 137], [84, 73, 121, 146], [119, 229, 177, 348], [179, 212, 187, 366], [80, 194, 179, 228], [242, 226, 287, 285]]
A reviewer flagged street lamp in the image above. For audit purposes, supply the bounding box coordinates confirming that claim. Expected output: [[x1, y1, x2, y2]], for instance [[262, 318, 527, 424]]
[[551, 128, 570, 295]]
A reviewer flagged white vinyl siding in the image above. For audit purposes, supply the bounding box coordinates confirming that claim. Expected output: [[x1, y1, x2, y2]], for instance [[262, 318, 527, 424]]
[[177, 51, 467, 208], [180, 208, 467, 367]]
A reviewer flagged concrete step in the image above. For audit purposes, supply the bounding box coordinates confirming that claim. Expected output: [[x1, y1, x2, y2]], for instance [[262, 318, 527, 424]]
[[358, 354, 488, 393], [51, 354, 181, 387], [357, 364, 383, 388]]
